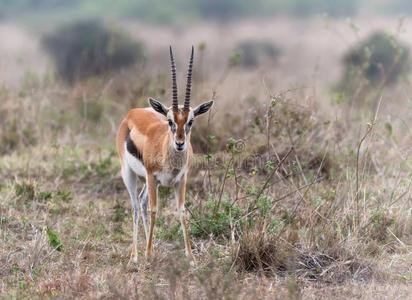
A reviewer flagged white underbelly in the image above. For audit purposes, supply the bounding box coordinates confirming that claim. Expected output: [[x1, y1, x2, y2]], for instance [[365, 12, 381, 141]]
[[125, 149, 147, 178]]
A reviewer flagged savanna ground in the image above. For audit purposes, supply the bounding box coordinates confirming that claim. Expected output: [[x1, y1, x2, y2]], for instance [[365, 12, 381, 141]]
[[1, 17, 412, 299]]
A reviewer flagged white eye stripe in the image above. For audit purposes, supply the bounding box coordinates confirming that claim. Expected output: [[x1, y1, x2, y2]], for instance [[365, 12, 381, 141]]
[[167, 119, 177, 133], [166, 111, 175, 122]]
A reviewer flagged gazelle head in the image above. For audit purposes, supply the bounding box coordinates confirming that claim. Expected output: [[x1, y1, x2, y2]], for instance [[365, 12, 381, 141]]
[[149, 46, 213, 152]]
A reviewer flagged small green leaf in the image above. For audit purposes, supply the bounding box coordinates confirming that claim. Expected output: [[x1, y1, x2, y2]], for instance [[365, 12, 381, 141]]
[[55, 189, 72, 202], [38, 191, 53, 202], [384, 122, 393, 136], [229, 51, 241, 67], [46, 227, 63, 251]]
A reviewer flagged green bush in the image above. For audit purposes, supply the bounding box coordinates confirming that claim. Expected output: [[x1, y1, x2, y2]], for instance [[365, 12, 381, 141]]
[[335, 31, 410, 107], [234, 40, 280, 68], [338, 31, 409, 91], [43, 19, 144, 83], [190, 199, 245, 240]]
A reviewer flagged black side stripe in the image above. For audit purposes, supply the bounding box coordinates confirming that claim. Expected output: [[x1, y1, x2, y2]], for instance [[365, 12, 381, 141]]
[[126, 131, 143, 161]]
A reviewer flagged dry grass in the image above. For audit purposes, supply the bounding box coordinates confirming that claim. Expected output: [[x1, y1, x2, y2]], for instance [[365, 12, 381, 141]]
[[1, 17, 412, 299]]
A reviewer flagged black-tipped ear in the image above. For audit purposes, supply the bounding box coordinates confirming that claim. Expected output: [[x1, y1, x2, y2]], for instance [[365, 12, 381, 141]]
[[148, 98, 168, 116], [193, 100, 214, 117]]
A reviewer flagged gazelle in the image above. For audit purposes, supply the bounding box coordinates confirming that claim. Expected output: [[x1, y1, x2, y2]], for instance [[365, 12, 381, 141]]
[[116, 46, 213, 263]]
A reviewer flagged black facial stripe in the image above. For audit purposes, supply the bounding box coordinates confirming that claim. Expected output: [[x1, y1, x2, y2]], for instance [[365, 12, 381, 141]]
[[126, 131, 143, 161], [168, 119, 177, 132], [185, 119, 193, 132]]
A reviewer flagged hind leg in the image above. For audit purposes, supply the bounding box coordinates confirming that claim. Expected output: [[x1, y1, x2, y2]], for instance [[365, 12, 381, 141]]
[[139, 183, 148, 241], [145, 173, 158, 258], [122, 165, 140, 263]]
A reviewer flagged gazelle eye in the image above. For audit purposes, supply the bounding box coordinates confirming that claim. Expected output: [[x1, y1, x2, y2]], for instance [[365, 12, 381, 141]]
[[188, 120, 193, 127], [168, 120, 173, 127]]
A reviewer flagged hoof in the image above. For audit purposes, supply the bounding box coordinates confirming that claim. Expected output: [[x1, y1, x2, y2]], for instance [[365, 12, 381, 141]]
[[127, 249, 138, 267], [145, 247, 153, 259], [186, 253, 196, 266], [189, 259, 196, 267]]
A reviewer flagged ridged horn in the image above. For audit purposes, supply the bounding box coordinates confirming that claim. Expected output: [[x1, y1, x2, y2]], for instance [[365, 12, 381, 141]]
[[184, 46, 194, 112], [170, 46, 178, 112]]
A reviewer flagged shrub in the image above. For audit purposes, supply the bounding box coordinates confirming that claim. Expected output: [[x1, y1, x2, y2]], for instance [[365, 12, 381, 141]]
[[337, 31, 409, 93], [233, 228, 372, 282], [233, 40, 280, 68], [190, 199, 245, 240], [234, 229, 290, 274], [43, 19, 144, 83], [346, 32, 408, 84], [0, 109, 38, 155]]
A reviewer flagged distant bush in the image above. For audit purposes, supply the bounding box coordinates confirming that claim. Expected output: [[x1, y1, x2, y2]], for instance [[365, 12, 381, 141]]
[[343, 31, 409, 85], [336, 31, 410, 107], [43, 20, 144, 83], [342, 32, 409, 89], [233, 40, 280, 68]]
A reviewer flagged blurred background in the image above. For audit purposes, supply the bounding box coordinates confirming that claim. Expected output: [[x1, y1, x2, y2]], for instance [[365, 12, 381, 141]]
[[1, 0, 411, 89], [2, 0, 412, 181], [1, 0, 411, 152], [0, 0, 412, 146]]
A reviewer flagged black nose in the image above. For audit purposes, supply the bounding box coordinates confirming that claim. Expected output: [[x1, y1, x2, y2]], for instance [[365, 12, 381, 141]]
[[175, 141, 184, 149]]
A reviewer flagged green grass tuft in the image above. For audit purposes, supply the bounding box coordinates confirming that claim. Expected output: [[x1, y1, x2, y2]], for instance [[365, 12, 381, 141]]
[[46, 227, 63, 251]]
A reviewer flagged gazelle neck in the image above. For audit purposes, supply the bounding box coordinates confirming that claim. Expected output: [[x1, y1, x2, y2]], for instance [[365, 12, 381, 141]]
[[163, 134, 189, 169]]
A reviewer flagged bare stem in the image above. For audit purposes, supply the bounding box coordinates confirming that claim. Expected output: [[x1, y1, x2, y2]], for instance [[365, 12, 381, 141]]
[[355, 96, 382, 224]]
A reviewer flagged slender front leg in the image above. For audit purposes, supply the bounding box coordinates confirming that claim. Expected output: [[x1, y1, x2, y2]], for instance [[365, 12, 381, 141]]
[[145, 172, 157, 258], [176, 174, 193, 260]]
